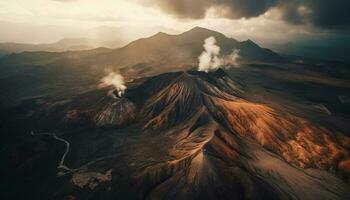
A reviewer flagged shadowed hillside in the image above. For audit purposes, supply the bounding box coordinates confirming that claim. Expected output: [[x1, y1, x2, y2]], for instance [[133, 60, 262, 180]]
[[1, 69, 349, 200]]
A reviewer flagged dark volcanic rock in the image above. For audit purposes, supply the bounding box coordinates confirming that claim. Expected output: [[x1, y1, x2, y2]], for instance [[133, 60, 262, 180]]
[[3, 69, 350, 200], [93, 97, 136, 128]]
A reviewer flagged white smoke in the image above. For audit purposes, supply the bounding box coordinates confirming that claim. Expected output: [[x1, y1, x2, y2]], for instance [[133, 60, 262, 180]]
[[198, 36, 240, 72], [99, 72, 126, 98], [222, 49, 240, 68]]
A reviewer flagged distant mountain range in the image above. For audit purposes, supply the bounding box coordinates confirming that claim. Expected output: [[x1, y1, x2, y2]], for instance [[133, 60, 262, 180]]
[[0, 27, 284, 70], [270, 42, 350, 63], [0, 20, 179, 57], [97, 26, 284, 67], [0, 38, 125, 57]]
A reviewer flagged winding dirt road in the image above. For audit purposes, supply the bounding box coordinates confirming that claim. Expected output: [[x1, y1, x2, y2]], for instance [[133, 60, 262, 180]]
[[30, 130, 117, 177]]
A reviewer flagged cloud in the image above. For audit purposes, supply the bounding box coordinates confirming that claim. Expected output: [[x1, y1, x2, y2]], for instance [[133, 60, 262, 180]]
[[278, 0, 350, 29], [138, 0, 350, 29], [138, 0, 277, 19]]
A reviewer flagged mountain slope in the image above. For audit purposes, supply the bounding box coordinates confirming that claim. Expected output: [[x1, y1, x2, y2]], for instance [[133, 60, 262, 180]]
[[87, 70, 350, 199], [3, 69, 349, 200]]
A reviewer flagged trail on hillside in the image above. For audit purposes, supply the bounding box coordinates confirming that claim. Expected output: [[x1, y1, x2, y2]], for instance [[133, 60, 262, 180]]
[[30, 130, 117, 177]]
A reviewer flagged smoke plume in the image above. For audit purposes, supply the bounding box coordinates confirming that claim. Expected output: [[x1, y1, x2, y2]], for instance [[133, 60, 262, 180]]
[[198, 36, 240, 72], [99, 72, 127, 98]]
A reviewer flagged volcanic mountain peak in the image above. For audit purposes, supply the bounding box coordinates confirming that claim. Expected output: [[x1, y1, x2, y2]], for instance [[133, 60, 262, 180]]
[[241, 39, 260, 48], [152, 31, 171, 38], [188, 26, 214, 32], [115, 70, 350, 199], [136, 70, 242, 129], [180, 26, 229, 40], [123, 70, 350, 179]]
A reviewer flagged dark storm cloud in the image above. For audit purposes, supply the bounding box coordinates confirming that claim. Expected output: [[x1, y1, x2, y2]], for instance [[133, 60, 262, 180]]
[[140, 0, 278, 19], [280, 0, 350, 28], [140, 0, 350, 29]]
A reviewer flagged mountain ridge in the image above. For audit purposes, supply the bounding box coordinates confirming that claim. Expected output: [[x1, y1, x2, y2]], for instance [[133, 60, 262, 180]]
[[0, 27, 284, 70], [0, 37, 125, 57]]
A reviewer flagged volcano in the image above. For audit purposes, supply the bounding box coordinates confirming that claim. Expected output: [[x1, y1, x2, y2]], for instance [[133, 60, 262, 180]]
[[13, 69, 346, 200], [1, 24, 349, 200]]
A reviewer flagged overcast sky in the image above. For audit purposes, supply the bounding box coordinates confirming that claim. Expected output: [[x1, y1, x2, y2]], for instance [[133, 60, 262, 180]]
[[0, 0, 349, 46]]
